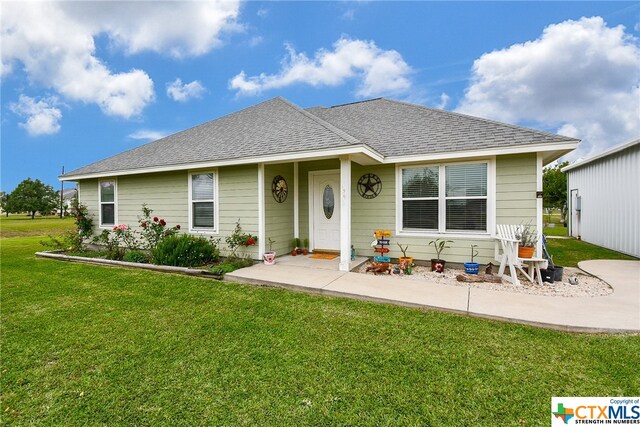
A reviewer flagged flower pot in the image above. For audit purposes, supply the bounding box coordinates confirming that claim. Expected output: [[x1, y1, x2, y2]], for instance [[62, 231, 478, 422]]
[[553, 266, 564, 282], [518, 246, 535, 258], [302, 249, 308, 255], [398, 256, 414, 267], [296, 248, 302, 255], [431, 259, 446, 273], [263, 251, 276, 265], [290, 250, 297, 256], [540, 268, 555, 283], [464, 262, 480, 275]]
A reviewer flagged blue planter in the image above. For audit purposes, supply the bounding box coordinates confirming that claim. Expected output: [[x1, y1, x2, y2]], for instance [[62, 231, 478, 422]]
[[464, 262, 480, 275]]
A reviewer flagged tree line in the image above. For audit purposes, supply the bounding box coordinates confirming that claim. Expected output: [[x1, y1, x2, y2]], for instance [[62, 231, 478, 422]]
[[1, 178, 60, 219]]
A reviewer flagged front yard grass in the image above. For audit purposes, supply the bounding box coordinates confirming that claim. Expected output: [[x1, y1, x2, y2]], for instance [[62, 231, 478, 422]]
[[0, 214, 74, 239], [2, 237, 639, 425]]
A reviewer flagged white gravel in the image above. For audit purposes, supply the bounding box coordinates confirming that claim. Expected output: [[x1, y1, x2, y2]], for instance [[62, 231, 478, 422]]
[[354, 263, 613, 298]]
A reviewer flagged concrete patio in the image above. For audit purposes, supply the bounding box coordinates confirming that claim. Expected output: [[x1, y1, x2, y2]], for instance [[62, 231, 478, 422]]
[[226, 257, 640, 333]]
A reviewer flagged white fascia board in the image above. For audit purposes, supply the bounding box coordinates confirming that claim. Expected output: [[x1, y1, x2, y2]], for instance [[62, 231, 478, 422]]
[[59, 145, 383, 181], [384, 141, 579, 165]]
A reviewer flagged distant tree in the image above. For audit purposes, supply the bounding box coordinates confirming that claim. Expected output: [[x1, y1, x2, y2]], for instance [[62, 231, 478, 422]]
[[0, 191, 10, 217], [543, 161, 569, 224], [8, 178, 58, 219]]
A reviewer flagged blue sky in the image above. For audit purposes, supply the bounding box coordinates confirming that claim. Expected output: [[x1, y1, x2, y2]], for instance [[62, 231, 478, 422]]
[[1, 1, 638, 192]]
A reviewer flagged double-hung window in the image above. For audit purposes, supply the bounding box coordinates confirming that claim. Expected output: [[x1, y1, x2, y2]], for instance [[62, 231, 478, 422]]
[[400, 162, 489, 233], [99, 180, 116, 227], [190, 172, 217, 231]]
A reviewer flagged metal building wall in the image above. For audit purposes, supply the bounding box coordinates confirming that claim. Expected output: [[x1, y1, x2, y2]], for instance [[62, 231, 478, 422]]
[[566, 143, 640, 258]]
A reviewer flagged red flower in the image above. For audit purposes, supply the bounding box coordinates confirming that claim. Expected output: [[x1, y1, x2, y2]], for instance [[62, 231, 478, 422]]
[[141, 222, 147, 229], [159, 219, 166, 226], [153, 216, 159, 222], [113, 226, 118, 231], [246, 237, 255, 246], [176, 224, 181, 230]]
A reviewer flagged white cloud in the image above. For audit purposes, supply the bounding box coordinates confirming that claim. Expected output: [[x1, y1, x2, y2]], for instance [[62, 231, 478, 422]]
[[248, 36, 264, 47], [257, 8, 269, 18], [456, 17, 640, 159], [229, 37, 413, 97], [166, 78, 206, 102], [10, 95, 62, 136], [435, 93, 450, 109], [1, 1, 240, 119], [128, 129, 169, 142]]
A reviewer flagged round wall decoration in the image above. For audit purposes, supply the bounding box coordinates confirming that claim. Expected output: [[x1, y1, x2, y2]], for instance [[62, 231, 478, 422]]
[[271, 175, 288, 203], [357, 173, 382, 199]]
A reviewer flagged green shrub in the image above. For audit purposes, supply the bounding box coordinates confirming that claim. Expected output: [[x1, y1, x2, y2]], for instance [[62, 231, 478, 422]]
[[123, 250, 149, 263], [209, 256, 254, 276], [152, 235, 219, 267]]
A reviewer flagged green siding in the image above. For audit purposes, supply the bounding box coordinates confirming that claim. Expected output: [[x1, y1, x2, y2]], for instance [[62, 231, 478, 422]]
[[264, 163, 294, 255], [216, 164, 259, 259], [78, 179, 99, 233], [78, 165, 260, 259], [350, 163, 495, 264], [118, 171, 188, 228], [496, 153, 537, 224], [76, 152, 539, 265]]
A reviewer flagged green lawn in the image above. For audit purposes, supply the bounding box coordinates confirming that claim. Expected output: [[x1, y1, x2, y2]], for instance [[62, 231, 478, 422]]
[[545, 237, 637, 268], [2, 237, 639, 425], [0, 214, 74, 239], [543, 225, 569, 237]]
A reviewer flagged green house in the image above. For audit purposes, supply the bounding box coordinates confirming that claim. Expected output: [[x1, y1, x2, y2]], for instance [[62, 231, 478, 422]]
[[61, 97, 578, 270]]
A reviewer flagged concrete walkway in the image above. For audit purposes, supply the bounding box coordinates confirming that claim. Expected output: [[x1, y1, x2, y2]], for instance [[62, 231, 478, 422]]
[[226, 259, 640, 333]]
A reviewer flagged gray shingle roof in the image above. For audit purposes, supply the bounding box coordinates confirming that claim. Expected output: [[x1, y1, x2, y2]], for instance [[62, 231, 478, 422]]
[[307, 98, 577, 157], [63, 96, 577, 178], [63, 97, 359, 178]]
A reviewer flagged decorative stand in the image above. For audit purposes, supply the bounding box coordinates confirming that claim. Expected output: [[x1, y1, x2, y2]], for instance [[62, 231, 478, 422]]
[[373, 229, 391, 263]]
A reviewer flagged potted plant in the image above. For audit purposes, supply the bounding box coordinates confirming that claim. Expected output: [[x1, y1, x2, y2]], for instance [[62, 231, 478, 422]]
[[290, 238, 298, 256], [515, 222, 538, 258], [302, 237, 309, 255], [294, 237, 302, 255], [428, 238, 453, 273], [464, 244, 480, 274], [263, 237, 276, 265], [397, 243, 413, 266]]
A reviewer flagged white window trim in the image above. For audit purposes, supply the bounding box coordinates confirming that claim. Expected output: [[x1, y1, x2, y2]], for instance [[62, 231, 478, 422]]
[[396, 158, 495, 238], [98, 178, 117, 228], [188, 170, 219, 234]]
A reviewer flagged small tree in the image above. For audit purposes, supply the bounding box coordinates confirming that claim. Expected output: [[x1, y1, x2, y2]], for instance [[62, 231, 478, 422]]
[[0, 191, 9, 217], [543, 161, 569, 224], [8, 178, 58, 219]]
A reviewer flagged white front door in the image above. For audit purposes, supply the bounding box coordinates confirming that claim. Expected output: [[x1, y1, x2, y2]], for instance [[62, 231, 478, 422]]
[[311, 172, 340, 251]]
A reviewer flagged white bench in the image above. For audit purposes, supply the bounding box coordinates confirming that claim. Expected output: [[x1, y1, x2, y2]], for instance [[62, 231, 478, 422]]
[[495, 224, 548, 286]]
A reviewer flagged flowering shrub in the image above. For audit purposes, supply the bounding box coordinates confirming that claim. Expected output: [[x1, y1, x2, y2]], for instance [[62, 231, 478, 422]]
[[138, 204, 180, 250], [225, 219, 257, 257], [112, 224, 139, 250]]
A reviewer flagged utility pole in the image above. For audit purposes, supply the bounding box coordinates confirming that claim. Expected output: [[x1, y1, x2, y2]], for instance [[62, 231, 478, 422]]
[[59, 166, 64, 219]]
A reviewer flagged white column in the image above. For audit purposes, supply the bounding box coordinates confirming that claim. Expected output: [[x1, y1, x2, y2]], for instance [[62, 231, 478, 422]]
[[536, 153, 543, 258], [339, 156, 352, 271], [258, 163, 266, 259], [293, 162, 299, 239]]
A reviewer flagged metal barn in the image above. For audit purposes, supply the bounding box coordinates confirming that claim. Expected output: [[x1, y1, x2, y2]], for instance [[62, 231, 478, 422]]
[[562, 139, 640, 258]]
